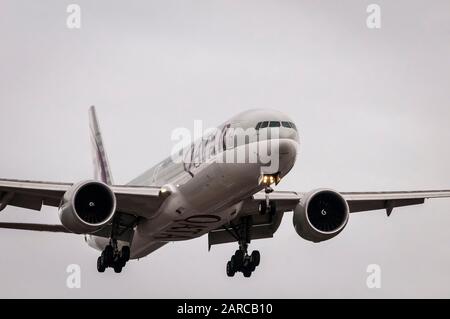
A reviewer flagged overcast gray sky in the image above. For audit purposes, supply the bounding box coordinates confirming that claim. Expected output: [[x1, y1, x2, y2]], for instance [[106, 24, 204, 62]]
[[1, 0, 450, 298]]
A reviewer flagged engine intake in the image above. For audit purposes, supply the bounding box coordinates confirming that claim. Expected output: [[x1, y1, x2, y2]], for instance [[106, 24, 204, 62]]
[[293, 189, 349, 242], [59, 180, 116, 234]]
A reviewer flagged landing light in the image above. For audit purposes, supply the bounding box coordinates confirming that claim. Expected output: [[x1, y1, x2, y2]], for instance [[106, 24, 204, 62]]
[[259, 174, 281, 186], [159, 187, 172, 198]]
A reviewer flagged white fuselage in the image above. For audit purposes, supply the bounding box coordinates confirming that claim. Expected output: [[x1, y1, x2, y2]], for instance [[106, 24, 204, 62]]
[[88, 109, 300, 259]]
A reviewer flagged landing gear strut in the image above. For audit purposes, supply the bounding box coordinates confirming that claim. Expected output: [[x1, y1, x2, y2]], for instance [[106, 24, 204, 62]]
[[225, 216, 261, 278], [97, 239, 130, 273], [258, 186, 276, 216]]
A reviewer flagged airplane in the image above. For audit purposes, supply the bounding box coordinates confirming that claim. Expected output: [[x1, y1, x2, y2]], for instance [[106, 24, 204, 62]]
[[0, 106, 449, 278]]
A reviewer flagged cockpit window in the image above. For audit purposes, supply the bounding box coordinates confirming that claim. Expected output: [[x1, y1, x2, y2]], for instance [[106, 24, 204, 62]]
[[256, 121, 296, 130], [269, 121, 281, 127]]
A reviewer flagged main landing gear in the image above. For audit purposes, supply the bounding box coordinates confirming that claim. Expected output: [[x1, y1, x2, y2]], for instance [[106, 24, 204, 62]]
[[226, 247, 261, 278], [225, 216, 261, 278], [97, 239, 130, 273]]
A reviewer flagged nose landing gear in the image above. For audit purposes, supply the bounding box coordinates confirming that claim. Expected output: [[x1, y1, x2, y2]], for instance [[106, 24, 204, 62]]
[[258, 173, 280, 216], [258, 186, 277, 216], [97, 239, 130, 273]]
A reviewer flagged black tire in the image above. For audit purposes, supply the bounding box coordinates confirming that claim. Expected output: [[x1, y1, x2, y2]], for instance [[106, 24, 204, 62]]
[[234, 250, 244, 266], [251, 250, 260, 267], [121, 246, 131, 262], [230, 256, 237, 271], [113, 263, 123, 273], [104, 245, 114, 265], [226, 261, 235, 277], [243, 269, 252, 278], [97, 256, 106, 273]]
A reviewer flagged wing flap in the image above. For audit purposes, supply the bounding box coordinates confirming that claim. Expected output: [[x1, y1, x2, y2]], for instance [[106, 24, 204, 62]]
[[0, 179, 71, 212], [341, 190, 450, 215], [347, 198, 425, 214], [9, 194, 43, 211], [0, 222, 72, 233]]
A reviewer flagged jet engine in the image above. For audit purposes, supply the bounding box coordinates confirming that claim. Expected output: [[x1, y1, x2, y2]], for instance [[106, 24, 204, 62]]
[[59, 180, 116, 234], [293, 189, 349, 242]]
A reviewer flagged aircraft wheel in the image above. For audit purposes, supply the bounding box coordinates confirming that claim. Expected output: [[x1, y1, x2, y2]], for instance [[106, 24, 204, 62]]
[[251, 250, 260, 267], [226, 261, 235, 277], [97, 256, 106, 273], [231, 255, 241, 272], [103, 245, 114, 265], [234, 250, 244, 268], [113, 263, 123, 273], [121, 246, 131, 262]]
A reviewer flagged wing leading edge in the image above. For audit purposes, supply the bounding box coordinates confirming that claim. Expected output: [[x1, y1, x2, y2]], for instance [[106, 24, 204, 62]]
[[0, 178, 165, 234], [251, 189, 450, 216]]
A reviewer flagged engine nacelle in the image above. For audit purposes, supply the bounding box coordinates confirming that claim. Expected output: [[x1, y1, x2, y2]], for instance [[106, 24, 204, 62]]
[[59, 180, 116, 234], [293, 189, 349, 242]]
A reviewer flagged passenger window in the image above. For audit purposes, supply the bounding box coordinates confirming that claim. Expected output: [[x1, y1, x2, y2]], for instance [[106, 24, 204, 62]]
[[289, 122, 297, 130], [255, 122, 262, 130], [281, 121, 291, 128], [260, 121, 269, 128], [269, 121, 281, 127]]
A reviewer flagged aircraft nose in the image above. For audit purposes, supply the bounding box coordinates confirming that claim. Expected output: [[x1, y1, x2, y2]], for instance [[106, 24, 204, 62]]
[[276, 138, 299, 177], [278, 137, 298, 157], [279, 127, 300, 145]]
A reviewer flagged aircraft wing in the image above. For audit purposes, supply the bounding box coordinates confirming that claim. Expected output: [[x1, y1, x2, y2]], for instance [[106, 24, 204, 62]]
[[208, 189, 450, 248], [252, 189, 450, 215], [0, 178, 165, 233]]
